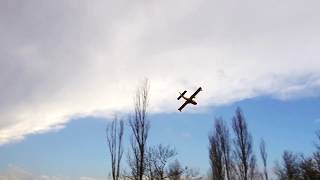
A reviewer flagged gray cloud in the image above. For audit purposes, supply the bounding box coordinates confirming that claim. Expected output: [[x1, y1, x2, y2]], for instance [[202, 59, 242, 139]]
[[0, 0, 320, 144]]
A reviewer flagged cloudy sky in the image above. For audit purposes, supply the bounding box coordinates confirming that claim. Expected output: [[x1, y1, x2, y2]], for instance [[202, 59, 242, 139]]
[[1, 0, 320, 179]]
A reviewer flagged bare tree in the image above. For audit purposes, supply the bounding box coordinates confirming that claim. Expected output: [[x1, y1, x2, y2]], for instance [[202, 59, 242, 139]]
[[217, 118, 233, 180], [300, 155, 320, 180], [299, 130, 320, 179], [209, 118, 233, 180], [146, 144, 177, 180], [128, 80, 150, 180], [232, 107, 255, 180], [146, 155, 155, 180], [310, 130, 320, 178], [259, 139, 268, 180], [248, 155, 257, 180], [107, 115, 124, 180], [128, 139, 140, 180], [274, 151, 301, 180], [184, 166, 200, 180], [209, 131, 224, 180], [167, 160, 184, 180]]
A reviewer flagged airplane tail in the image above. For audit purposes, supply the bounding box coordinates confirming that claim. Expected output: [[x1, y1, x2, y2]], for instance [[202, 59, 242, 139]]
[[177, 90, 187, 100]]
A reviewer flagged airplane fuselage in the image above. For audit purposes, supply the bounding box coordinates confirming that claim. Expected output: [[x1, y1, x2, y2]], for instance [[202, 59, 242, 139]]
[[181, 96, 197, 105]]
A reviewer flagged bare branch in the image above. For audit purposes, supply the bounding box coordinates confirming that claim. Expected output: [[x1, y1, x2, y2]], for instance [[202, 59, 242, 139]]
[[128, 79, 150, 180], [107, 115, 124, 180]]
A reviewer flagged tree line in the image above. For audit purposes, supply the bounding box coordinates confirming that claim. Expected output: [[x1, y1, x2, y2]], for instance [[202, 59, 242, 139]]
[[106, 81, 320, 180]]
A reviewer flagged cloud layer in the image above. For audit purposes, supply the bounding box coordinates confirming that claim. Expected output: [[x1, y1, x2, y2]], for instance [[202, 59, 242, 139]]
[[1, 0, 320, 144]]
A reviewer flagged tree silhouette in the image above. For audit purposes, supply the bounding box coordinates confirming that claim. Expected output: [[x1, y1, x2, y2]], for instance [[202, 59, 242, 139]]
[[106, 115, 124, 180], [232, 107, 255, 180], [274, 151, 301, 180], [146, 144, 177, 180], [209, 118, 233, 180], [259, 139, 268, 180], [167, 160, 184, 180], [128, 80, 150, 180]]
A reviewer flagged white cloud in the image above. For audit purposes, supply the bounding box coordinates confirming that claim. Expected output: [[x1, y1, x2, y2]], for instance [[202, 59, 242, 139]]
[[0, 0, 320, 144], [0, 165, 102, 180], [0, 166, 35, 180], [79, 177, 97, 180], [0, 166, 61, 180]]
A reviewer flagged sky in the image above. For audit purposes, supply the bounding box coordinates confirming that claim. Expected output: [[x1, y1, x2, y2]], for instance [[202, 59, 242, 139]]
[[1, 0, 320, 179]]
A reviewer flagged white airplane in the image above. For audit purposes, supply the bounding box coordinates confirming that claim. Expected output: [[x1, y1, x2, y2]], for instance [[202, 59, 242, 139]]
[[177, 87, 202, 111]]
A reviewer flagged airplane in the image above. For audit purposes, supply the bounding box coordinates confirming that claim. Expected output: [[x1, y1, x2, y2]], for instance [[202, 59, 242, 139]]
[[177, 87, 202, 111]]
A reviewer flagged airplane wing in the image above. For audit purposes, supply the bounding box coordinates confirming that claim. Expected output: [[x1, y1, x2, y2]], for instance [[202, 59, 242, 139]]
[[189, 87, 202, 99], [178, 101, 189, 111]]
